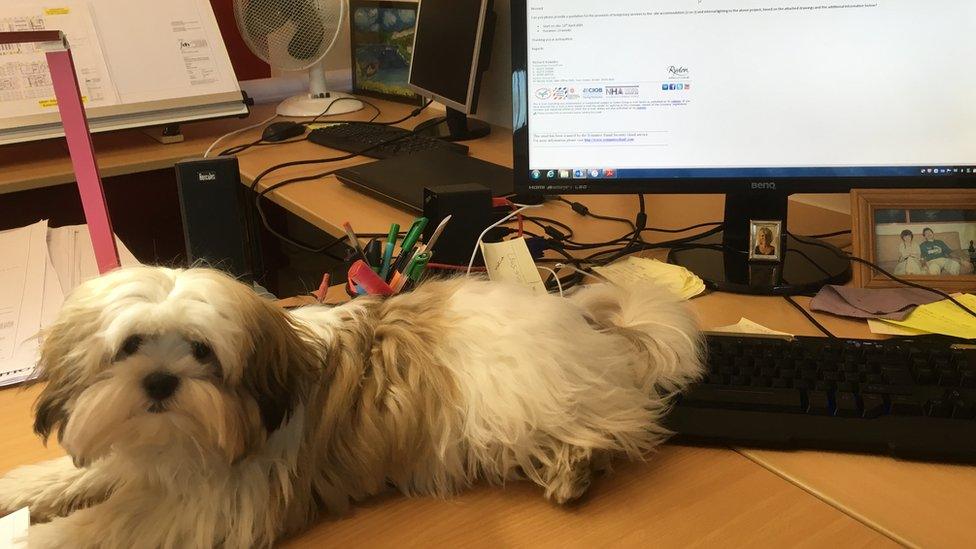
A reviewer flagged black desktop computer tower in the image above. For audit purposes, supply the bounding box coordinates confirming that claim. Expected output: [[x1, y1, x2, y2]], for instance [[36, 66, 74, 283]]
[[175, 157, 262, 282]]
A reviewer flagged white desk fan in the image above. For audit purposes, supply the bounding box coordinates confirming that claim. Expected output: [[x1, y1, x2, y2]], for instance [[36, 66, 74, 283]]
[[235, 0, 363, 117]]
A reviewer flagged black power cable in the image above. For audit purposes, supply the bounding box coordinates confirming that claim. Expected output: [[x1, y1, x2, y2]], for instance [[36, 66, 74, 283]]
[[248, 119, 448, 254], [787, 231, 976, 319]]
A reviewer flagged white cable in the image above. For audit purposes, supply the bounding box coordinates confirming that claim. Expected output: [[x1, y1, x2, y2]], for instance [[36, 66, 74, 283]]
[[539, 266, 564, 297], [466, 204, 543, 275], [203, 113, 278, 158]]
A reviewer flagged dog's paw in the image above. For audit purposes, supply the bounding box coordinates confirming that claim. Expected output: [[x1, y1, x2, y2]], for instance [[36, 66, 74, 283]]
[[545, 462, 592, 505]]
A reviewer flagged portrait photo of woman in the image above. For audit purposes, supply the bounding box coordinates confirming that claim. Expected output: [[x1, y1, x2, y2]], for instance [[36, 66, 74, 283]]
[[749, 220, 783, 262]]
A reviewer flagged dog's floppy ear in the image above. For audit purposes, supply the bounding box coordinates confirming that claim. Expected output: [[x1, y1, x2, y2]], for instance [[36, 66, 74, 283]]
[[240, 297, 319, 433], [32, 303, 105, 442]]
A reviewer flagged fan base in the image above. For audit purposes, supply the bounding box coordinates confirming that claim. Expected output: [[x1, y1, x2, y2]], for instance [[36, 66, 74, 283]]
[[276, 93, 364, 118]]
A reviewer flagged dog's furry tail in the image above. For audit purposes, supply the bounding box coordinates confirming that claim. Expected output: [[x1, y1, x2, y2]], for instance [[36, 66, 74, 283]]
[[570, 283, 705, 397]]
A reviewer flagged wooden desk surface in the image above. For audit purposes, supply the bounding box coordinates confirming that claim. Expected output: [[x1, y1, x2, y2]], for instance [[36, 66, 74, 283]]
[[0, 385, 892, 548], [3, 97, 973, 547]]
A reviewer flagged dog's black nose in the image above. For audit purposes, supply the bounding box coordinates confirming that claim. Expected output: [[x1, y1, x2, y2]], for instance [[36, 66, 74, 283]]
[[143, 372, 180, 401]]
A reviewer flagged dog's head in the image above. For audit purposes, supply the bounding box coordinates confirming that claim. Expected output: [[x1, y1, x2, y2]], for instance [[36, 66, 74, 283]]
[[33, 267, 319, 466]]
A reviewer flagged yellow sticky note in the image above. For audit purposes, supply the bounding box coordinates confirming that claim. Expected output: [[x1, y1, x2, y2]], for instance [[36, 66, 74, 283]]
[[480, 238, 547, 295], [593, 257, 705, 300], [881, 294, 976, 340], [867, 319, 929, 337]]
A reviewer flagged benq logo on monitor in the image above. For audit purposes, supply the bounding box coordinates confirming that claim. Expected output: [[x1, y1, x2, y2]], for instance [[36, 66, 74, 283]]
[[751, 181, 777, 190], [198, 171, 217, 182]]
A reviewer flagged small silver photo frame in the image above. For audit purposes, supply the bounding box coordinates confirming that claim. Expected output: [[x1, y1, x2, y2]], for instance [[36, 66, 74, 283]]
[[749, 220, 783, 263]]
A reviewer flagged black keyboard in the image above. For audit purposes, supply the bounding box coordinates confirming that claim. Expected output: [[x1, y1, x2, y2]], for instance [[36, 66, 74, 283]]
[[308, 123, 469, 159], [665, 335, 976, 462]]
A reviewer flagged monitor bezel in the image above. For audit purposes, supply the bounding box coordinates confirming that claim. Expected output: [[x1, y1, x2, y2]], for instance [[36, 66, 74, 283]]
[[408, 0, 491, 114], [511, 0, 973, 195]]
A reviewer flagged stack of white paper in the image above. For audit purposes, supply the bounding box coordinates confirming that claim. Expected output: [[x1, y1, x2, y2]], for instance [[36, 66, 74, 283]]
[[0, 507, 28, 549], [0, 221, 139, 387]]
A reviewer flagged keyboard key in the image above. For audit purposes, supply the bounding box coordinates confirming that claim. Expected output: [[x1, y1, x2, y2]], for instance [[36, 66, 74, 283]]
[[890, 395, 923, 416], [779, 369, 796, 379], [952, 401, 975, 420], [772, 378, 793, 389], [883, 369, 914, 386], [962, 372, 976, 389], [861, 394, 886, 418], [730, 375, 751, 386], [680, 386, 804, 413], [914, 368, 936, 384], [706, 374, 726, 385], [926, 399, 953, 418], [836, 381, 857, 393], [794, 379, 814, 390], [815, 380, 834, 392], [863, 384, 914, 396], [939, 371, 961, 387], [751, 377, 772, 388], [835, 392, 860, 417], [774, 358, 793, 370], [806, 391, 832, 415], [734, 357, 754, 369]]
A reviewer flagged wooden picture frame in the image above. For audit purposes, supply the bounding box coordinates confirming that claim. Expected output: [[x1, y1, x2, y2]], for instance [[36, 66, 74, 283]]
[[851, 189, 976, 290]]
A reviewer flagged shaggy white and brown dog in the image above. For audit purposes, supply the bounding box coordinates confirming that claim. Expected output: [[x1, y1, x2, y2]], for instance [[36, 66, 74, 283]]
[[0, 266, 702, 548]]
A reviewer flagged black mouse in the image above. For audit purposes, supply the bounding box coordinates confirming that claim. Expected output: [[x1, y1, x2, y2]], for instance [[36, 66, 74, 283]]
[[262, 121, 306, 142]]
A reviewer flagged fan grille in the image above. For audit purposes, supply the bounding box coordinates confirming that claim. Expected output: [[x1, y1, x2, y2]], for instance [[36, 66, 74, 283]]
[[235, 0, 344, 71]]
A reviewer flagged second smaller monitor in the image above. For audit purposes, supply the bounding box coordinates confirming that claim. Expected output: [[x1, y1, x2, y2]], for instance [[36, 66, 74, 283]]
[[408, 0, 495, 142]]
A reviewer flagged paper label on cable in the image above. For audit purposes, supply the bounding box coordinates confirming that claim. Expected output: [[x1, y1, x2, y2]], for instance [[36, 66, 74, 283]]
[[480, 238, 547, 295], [0, 507, 29, 548]]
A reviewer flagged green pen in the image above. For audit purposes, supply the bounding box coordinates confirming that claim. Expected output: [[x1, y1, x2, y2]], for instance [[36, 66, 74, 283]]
[[408, 252, 431, 282], [399, 252, 431, 293], [391, 217, 428, 274], [379, 223, 400, 280], [394, 251, 430, 293]]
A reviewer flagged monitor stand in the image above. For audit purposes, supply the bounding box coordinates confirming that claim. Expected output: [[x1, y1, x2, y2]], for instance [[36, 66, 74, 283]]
[[414, 106, 491, 142], [668, 193, 851, 295]]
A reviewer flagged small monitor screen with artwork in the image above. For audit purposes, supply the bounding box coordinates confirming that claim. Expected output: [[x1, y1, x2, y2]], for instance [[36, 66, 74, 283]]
[[350, 1, 421, 105]]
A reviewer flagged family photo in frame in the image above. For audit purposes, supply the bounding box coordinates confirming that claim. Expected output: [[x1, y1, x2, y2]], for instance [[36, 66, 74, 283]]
[[852, 189, 976, 291]]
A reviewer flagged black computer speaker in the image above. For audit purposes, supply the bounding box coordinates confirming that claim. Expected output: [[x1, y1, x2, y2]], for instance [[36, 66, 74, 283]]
[[423, 183, 494, 266], [175, 157, 261, 281]]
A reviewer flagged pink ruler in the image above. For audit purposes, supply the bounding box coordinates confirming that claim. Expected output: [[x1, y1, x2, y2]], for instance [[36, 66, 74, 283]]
[[1, 31, 120, 273]]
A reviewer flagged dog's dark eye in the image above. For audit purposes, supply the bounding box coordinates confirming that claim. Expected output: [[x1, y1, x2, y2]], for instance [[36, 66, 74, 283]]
[[119, 335, 143, 357], [191, 341, 213, 361]]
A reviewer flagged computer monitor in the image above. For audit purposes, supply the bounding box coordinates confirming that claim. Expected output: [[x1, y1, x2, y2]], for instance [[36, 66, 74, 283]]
[[512, 0, 976, 295], [408, 0, 496, 141]]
